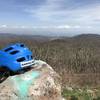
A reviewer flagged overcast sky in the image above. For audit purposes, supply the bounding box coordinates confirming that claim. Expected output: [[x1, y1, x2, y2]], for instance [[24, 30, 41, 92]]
[[0, 0, 100, 36]]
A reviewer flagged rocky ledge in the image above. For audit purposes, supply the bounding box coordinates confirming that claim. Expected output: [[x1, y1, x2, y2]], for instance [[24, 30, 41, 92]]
[[0, 60, 62, 100]]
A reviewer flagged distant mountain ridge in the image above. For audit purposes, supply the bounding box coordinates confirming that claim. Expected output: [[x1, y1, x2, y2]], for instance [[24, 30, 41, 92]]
[[0, 33, 100, 43], [73, 34, 100, 39], [0, 33, 100, 38]]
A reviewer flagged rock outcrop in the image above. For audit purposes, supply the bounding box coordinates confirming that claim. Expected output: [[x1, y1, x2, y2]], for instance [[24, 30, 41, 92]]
[[0, 60, 62, 100]]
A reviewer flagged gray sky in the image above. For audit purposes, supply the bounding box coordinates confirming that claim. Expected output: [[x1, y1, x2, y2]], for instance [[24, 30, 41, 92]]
[[0, 0, 100, 36]]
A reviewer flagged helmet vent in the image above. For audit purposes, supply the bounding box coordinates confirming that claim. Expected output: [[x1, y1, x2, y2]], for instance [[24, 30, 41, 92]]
[[10, 50, 19, 55], [5, 47, 13, 52], [20, 44, 25, 47], [17, 57, 25, 62], [31, 56, 33, 59]]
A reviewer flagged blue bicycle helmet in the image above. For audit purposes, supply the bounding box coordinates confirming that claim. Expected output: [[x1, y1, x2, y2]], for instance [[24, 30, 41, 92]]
[[0, 43, 35, 72]]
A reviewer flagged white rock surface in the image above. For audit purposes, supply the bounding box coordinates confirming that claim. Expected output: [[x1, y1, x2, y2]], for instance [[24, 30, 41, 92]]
[[0, 60, 62, 100]]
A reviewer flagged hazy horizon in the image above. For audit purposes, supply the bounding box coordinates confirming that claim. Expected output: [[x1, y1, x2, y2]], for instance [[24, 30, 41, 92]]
[[0, 32, 100, 37]]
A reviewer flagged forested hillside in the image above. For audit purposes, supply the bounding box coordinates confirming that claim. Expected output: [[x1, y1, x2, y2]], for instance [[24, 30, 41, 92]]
[[0, 34, 100, 87]]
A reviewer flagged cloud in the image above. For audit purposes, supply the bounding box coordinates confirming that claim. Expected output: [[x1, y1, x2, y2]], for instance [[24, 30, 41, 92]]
[[0, 25, 8, 28], [0, 0, 100, 35], [25, 0, 100, 27], [56, 25, 81, 29]]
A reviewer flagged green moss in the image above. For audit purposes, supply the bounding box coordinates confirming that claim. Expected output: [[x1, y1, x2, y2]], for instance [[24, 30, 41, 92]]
[[62, 88, 100, 100]]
